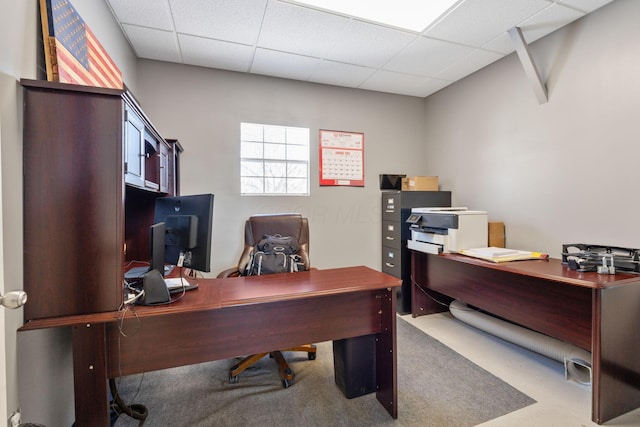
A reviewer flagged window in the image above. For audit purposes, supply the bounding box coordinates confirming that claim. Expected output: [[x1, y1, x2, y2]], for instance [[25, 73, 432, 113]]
[[240, 122, 310, 195]]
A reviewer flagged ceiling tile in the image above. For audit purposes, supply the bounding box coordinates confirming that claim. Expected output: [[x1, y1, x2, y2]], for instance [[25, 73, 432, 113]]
[[425, 0, 551, 47], [557, 0, 614, 13], [122, 24, 181, 63], [107, 0, 174, 30], [251, 49, 321, 81], [169, 0, 267, 45], [359, 70, 428, 97], [308, 60, 376, 88], [413, 77, 455, 97], [482, 33, 517, 55], [383, 36, 475, 77], [258, 2, 350, 58], [515, 3, 585, 44], [179, 35, 254, 72], [435, 49, 505, 82], [323, 20, 417, 68], [482, 3, 586, 55]]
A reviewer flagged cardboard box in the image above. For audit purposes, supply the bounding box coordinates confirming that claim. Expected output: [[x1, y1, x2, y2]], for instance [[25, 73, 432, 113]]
[[401, 176, 438, 191], [488, 222, 505, 247]]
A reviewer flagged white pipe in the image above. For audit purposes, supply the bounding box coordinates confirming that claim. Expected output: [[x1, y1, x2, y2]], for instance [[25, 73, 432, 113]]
[[449, 300, 592, 386]]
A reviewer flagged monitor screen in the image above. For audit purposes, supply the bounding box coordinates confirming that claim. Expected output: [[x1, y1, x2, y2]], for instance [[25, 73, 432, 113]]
[[153, 193, 214, 273]]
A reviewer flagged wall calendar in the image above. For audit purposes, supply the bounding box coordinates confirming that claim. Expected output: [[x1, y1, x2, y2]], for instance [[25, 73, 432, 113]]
[[319, 130, 365, 187]]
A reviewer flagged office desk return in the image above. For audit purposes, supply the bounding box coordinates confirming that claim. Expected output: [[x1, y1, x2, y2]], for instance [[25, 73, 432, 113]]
[[410, 251, 640, 424], [19, 266, 401, 427]]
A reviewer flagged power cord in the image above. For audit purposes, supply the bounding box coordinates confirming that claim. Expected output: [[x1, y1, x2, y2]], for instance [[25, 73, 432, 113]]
[[410, 274, 451, 309], [113, 298, 147, 425], [112, 265, 200, 424], [109, 378, 148, 426], [410, 274, 479, 313]]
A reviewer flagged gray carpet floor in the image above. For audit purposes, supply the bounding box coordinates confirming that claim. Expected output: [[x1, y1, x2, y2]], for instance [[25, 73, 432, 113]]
[[113, 316, 535, 426]]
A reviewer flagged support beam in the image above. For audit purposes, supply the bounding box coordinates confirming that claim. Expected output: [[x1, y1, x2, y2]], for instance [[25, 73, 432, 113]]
[[508, 26, 548, 104]]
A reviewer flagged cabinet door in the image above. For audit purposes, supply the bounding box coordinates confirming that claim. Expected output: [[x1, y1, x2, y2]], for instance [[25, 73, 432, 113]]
[[124, 104, 145, 188], [159, 141, 170, 193], [22, 82, 124, 320]]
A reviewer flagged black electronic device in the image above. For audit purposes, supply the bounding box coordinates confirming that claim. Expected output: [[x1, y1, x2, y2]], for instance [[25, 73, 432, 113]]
[[137, 269, 171, 305], [149, 222, 166, 274], [561, 243, 640, 274], [153, 194, 214, 273], [379, 174, 406, 190]]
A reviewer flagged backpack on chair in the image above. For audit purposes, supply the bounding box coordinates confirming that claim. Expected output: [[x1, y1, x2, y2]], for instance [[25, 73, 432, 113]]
[[245, 234, 303, 276]]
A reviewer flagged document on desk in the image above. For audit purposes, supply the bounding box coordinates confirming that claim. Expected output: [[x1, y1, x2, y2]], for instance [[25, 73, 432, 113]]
[[460, 247, 549, 263]]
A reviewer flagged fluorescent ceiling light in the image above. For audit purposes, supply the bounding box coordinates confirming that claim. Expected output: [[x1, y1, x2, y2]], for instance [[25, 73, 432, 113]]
[[293, 0, 459, 32]]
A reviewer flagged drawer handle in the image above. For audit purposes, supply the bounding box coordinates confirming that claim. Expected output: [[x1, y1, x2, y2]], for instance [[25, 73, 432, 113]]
[[386, 236, 395, 240], [385, 262, 395, 268]]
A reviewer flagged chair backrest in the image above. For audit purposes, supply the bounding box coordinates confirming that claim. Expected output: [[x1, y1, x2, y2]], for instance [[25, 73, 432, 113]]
[[237, 213, 310, 275]]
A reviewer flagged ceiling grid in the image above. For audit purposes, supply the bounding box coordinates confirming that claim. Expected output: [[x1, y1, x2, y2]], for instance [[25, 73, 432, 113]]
[[105, 0, 616, 98]]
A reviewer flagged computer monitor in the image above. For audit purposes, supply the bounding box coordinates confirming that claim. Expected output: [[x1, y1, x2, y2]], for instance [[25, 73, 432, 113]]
[[153, 193, 214, 273]]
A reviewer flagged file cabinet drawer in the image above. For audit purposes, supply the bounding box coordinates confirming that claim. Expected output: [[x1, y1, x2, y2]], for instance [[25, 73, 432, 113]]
[[382, 193, 399, 221], [382, 220, 401, 249], [382, 247, 401, 278]]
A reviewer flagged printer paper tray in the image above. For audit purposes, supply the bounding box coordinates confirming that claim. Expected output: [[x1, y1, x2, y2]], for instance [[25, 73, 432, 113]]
[[407, 240, 443, 255]]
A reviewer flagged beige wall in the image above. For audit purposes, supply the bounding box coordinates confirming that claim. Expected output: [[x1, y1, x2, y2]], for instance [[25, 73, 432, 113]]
[[135, 61, 428, 275], [422, 0, 640, 256], [0, 1, 36, 423]]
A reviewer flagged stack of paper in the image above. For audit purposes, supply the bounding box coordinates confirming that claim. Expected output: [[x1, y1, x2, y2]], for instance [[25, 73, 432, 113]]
[[460, 247, 549, 263]]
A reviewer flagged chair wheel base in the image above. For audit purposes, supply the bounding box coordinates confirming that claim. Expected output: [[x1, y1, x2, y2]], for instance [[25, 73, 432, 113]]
[[227, 346, 314, 387]]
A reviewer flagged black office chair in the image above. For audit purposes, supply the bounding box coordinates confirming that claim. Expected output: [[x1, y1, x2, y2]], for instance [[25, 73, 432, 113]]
[[218, 213, 317, 388]]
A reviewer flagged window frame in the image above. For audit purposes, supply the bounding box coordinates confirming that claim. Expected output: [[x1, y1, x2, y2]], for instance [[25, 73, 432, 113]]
[[240, 122, 311, 196]]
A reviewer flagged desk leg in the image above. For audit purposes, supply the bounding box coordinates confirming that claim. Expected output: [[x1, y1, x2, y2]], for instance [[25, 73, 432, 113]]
[[376, 288, 398, 418], [72, 323, 109, 427], [593, 286, 640, 424]]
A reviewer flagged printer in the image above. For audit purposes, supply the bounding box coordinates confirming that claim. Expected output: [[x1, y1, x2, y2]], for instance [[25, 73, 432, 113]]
[[406, 207, 488, 254]]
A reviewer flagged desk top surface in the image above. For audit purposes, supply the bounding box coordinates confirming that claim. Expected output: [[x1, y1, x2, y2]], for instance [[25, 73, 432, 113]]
[[440, 253, 640, 289], [20, 265, 400, 330]]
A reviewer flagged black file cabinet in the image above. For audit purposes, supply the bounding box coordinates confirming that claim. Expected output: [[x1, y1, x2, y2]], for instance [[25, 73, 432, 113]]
[[381, 190, 451, 314]]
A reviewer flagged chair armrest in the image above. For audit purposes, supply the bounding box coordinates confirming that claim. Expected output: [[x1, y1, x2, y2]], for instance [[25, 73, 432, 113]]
[[217, 267, 241, 278]]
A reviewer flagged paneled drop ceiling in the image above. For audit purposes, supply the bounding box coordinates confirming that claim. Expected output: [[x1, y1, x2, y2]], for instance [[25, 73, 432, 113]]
[[105, 0, 616, 98]]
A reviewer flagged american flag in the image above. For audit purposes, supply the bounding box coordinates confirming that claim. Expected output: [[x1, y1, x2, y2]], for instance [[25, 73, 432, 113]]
[[42, 0, 123, 90]]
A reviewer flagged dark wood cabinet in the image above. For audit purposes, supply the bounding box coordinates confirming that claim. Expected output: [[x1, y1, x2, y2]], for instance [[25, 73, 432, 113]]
[[21, 79, 180, 321]]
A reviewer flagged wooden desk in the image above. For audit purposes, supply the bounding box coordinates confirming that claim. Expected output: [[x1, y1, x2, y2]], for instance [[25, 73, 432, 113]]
[[410, 251, 640, 424], [20, 266, 400, 426]]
